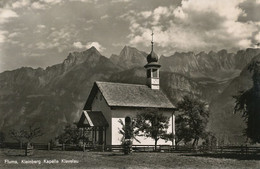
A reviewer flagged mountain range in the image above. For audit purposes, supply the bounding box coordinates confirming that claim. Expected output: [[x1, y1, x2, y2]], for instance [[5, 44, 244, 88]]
[[1, 45, 260, 143]]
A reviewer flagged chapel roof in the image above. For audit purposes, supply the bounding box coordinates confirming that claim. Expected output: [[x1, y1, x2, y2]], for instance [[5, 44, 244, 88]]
[[77, 110, 109, 128], [84, 81, 175, 110]]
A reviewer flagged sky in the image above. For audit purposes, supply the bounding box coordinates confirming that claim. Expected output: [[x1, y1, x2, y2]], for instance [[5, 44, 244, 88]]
[[0, 0, 260, 72]]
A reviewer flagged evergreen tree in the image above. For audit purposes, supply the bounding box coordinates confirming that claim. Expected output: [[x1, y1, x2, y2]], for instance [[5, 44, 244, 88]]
[[234, 61, 260, 143]]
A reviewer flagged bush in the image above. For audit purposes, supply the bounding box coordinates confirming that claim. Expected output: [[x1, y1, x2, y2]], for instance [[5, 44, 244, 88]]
[[122, 139, 133, 155]]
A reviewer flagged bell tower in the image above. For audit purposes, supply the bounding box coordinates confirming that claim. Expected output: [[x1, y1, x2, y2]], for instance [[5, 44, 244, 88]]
[[144, 31, 161, 90]]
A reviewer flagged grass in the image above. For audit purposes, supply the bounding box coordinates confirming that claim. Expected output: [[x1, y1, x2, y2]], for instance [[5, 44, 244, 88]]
[[0, 148, 260, 169]]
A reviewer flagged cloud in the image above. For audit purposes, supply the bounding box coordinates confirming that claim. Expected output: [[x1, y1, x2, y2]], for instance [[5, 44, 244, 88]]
[[0, 9, 19, 23], [239, 0, 260, 22], [31, 2, 46, 9], [255, 32, 260, 42], [173, 6, 186, 19], [30, 0, 64, 10], [125, 0, 259, 53], [69, 0, 98, 3], [112, 42, 124, 47], [238, 39, 251, 48], [111, 0, 131, 3], [0, 31, 8, 43], [34, 24, 47, 33], [100, 14, 109, 20], [86, 42, 105, 52], [181, 0, 246, 20], [0, 9, 17, 44], [37, 24, 46, 29], [8, 32, 20, 38], [12, 0, 30, 9], [140, 11, 152, 19], [152, 6, 171, 24], [73, 41, 84, 48], [36, 41, 59, 49], [73, 41, 105, 52], [41, 0, 62, 4]]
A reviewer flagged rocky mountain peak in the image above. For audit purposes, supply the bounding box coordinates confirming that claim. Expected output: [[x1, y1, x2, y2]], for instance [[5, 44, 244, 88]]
[[217, 49, 228, 55], [197, 51, 207, 56], [84, 46, 101, 55], [110, 46, 147, 69], [62, 47, 102, 71], [208, 51, 217, 55], [120, 45, 142, 56]]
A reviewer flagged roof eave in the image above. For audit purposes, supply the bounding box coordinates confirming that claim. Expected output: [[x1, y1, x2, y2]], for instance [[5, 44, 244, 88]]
[[110, 105, 176, 110]]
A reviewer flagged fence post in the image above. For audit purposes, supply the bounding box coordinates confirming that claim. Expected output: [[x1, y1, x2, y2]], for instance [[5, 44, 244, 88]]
[[48, 143, 50, 151], [246, 145, 248, 155], [62, 144, 65, 151], [83, 143, 85, 152]]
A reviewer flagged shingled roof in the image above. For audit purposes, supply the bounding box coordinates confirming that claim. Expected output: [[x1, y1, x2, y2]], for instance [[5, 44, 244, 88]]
[[84, 81, 175, 110]]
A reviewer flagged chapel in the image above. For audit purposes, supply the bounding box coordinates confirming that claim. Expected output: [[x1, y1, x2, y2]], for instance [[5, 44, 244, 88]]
[[77, 34, 176, 147]]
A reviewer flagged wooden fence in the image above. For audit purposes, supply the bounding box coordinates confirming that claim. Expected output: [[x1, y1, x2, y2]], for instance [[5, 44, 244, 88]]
[[2, 142, 260, 155], [2, 142, 82, 151], [174, 145, 260, 155]]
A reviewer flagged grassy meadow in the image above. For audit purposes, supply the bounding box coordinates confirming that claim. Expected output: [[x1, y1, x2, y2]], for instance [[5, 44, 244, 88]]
[[0, 148, 260, 169]]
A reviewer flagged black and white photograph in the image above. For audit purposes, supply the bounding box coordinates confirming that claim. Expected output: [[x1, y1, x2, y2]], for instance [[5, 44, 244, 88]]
[[0, 0, 260, 168]]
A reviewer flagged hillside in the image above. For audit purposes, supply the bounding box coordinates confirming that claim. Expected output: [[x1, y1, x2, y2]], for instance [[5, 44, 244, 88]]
[[159, 48, 260, 81], [1, 46, 260, 143], [0, 47, 121, 141], [209, 54, 260, 144]]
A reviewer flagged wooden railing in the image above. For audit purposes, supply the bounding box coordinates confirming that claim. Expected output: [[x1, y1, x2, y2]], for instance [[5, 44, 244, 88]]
[[174, 145, 260, 155], [2, 142, 260, 155]]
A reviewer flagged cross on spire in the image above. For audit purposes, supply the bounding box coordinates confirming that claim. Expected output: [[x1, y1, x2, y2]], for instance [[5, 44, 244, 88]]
[[151, 30, 154, 51]]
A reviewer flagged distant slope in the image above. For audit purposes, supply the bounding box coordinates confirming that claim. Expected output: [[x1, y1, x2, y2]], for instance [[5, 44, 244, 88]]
[[209, 54, 260, 144], [1, 46, 260, 143], [0, 47, 121, 141], [159, 48, 260, 80], [109, 67, 229, 104]]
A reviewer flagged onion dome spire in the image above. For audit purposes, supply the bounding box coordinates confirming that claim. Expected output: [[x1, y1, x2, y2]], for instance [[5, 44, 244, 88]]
[[147, 31, 158, 63]]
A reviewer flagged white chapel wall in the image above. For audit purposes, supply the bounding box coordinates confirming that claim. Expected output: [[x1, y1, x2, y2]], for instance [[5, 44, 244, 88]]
[[111, 108, 175, 146]]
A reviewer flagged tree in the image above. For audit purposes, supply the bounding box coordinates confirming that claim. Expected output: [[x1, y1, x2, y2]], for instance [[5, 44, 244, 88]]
[[9, 129, 25, 144], [9, 125, 44, 148], [176, 95, 209, 147], [0, 131, 5, 146], [118, 119, 140, 143], [56, 124, 82, 144], [23, 126, 44, 143], [118, 119, 140, 154], [201, 132, 217, 148], [175, 114, 192, 145], [135, 108, 169, 150], [234, 61, 260, 143]]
